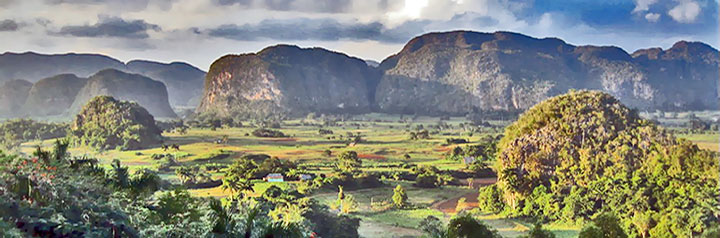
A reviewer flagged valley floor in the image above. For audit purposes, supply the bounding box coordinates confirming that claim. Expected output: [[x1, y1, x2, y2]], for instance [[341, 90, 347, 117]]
[[17, 113, 718, 237]]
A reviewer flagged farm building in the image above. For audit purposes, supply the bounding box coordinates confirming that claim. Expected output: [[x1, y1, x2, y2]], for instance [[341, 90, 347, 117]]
[[463, 156, 476, 164], [265, 173, 284, 182]]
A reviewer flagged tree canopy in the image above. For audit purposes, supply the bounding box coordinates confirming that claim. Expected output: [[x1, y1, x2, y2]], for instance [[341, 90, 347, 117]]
[[493, 90, 718, 236], [71, 96, 163, 150]]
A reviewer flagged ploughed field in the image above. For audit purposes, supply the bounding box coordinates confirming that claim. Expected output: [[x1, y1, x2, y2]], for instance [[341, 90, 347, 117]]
[[18, 112, 719, 238]]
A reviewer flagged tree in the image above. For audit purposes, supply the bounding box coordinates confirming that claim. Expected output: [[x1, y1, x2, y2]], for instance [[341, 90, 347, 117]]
[[579, 213, 627, 238], [419, 216, 445, 238], [222, 175, 254, 199], [446, 213, 502, 238], [336, 151, 362, 173], [340, 195, 359, 214], [392, 184, 408, 208], [520, 223, 556, 238]]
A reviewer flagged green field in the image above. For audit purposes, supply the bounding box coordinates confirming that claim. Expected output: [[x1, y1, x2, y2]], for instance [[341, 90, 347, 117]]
[[16, 112, 716, 237]]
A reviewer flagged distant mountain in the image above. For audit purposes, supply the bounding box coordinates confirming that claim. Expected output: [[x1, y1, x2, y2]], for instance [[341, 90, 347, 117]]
[[22, 74, 88, 117], [0, 52, 206, 107], [196, 45, 380, 117], [0, 79, 33, 117], [0, 52, 125, 81], [70, 69, 177, 118], [375, 31, 718, 115], [126, 60, 206, 106]]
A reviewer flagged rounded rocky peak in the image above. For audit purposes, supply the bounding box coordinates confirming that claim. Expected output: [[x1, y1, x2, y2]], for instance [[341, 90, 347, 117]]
[[663, 41, 718, 62], [631, 47, 663, 60], [573, 45, 632, 62]]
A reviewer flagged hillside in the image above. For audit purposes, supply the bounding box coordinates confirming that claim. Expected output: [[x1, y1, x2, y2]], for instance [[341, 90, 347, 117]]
[[21, 74, 88, 117], [126, 60, 206, 106], [0, 52, 125, 82], [196, 45, 379, 118], [491, 90, 718, 237], [0, 52, 206, 107], [0, 79, 33, 117], [376, 31, 719, 115], [69, 69, 177, 118], [71, 95, 163, 150]]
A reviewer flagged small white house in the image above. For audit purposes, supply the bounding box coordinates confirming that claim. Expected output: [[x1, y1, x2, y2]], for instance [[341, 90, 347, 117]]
[[463, 156, 476, 164], [266, 173, 284, 182]]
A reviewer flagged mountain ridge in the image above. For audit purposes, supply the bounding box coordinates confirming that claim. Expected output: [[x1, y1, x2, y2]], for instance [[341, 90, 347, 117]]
[[0, 51, 206, 107]]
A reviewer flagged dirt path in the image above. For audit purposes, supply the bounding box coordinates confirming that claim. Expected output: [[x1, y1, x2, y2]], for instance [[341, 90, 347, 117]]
[[431, 191, 480, 213], [431, 177, 497, 213]]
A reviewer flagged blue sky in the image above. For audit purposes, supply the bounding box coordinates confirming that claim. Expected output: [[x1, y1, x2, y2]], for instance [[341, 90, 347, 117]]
[[0, 0, 717, 70]]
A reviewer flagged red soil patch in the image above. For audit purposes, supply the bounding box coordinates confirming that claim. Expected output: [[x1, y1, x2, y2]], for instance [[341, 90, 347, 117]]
[[358, 154, 387, 160], [432, 192, 480, 214], [434, 146, 452, 152], [286, 150, 309, 155]]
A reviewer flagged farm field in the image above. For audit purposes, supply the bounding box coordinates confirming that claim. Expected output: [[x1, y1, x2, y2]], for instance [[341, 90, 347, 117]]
[[15, 112, 716, 237]]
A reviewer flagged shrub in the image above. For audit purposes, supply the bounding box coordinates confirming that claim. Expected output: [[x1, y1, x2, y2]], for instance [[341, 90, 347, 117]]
[[251, 128, 286, 137]]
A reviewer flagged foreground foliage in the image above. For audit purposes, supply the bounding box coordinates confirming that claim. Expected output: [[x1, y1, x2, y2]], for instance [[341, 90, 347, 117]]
[[0, 142, 359, 237], [0, 119, 68, 151], [490, 90, 719, 237]]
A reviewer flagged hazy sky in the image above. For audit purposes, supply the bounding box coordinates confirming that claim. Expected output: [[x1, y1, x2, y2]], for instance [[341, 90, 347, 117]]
[[0, 0, 718, 70]]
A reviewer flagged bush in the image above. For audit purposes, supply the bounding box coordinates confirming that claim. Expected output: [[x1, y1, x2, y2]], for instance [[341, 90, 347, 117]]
[[252, 128, 286, 137], [415, 173, 439, 188], [477, 185, 504, 213]]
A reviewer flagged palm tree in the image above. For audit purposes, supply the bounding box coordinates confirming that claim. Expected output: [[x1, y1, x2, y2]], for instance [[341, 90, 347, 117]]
[[222, 175, 241, 198]]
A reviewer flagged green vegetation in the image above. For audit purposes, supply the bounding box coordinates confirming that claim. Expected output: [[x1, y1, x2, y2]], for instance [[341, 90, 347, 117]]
[[392, 184, 408, 208], [70, 96, 163, 150], [492, 90, 718, 237], [0, 142, 360, 237], [419, 213, 502, 238], [7, 95, 718, 237], [0, 119, 68, 151]]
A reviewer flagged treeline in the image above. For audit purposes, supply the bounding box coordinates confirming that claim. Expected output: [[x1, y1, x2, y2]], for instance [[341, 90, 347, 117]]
[[0, 119, 68, 151]]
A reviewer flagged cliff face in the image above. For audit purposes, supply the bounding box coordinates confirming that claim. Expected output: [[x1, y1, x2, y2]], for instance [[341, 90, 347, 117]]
[[197, 45, 379, 117], [70, 69, 177, 118], [0, 52, 206, 107], [0, 79, 33, 117], [22, 74, 88, 117], [375, 31, 719, 115]]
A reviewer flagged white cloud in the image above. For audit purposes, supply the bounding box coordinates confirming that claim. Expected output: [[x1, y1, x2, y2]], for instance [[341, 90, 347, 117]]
[[645, 12, 661, 22], [633, 0, 658, 13], [668, 0, 701, 23]]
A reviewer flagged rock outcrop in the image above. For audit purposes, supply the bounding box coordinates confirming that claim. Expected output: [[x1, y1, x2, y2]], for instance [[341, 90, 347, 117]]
[[71, 95, 163, 150], [197, 45, 379, 118], [375, 31, 719, 115], [70, 69, 177, 118]]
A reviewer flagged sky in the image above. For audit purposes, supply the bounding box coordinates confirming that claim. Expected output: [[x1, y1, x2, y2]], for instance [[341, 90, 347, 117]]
[[0, 0, 717, 70]]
